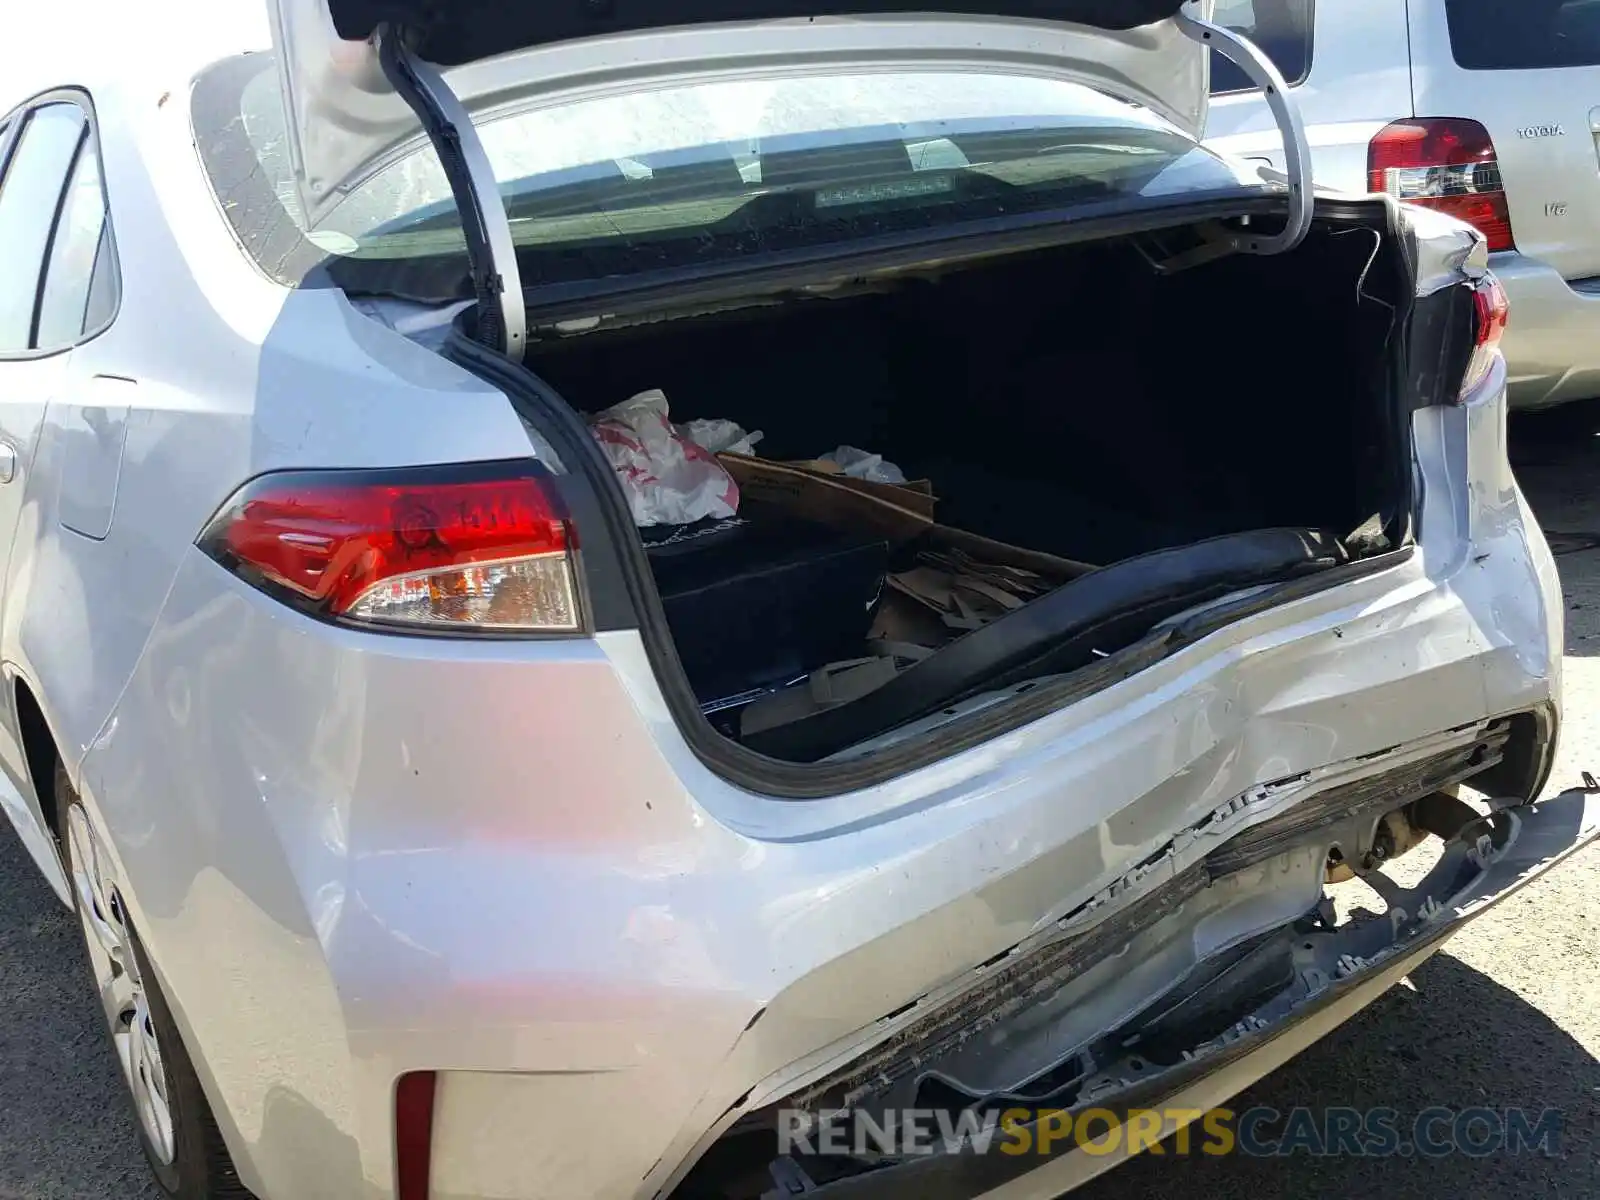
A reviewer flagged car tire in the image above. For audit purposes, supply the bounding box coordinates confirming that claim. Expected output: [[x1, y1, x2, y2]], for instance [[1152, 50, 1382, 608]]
[[55, 761, 251, 1199]]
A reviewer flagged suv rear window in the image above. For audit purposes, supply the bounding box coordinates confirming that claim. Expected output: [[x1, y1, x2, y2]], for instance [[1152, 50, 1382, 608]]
[[1210, 0, 1315, 94], [1445, 0, 1600, 70]]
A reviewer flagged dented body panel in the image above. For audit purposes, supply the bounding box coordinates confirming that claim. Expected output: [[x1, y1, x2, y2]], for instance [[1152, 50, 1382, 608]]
[[72, 334, 1565, 1198], [0, 7, 1577, 1200]]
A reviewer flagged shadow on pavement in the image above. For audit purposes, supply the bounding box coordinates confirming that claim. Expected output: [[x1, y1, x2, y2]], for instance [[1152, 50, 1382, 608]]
[[1512, 399, 1600, 658], [1070, 949, 1599, 1200], [1512, 397, 1600, 484]]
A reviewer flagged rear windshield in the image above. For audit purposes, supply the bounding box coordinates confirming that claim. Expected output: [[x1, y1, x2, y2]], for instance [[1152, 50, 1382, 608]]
[[193, 53, 1263, 300], [1210, 0, 1315, 93], [1445, 0, 1600, 70]]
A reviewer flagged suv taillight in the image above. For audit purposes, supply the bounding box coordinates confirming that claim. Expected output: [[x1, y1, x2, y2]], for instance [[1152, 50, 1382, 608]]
[[198, 460, 581, 633], [1369, 119, 1515, 253], [1462, 272, 1510, 398]]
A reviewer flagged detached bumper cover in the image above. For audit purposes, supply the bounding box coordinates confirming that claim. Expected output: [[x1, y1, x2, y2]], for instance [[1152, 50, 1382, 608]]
[[762, 788, 1600, 1200]]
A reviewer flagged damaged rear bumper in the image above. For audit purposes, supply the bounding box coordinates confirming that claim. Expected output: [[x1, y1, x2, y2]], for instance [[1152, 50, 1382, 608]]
[[754, 788, 1600, 1200], [92, 406, 1563, 1200]]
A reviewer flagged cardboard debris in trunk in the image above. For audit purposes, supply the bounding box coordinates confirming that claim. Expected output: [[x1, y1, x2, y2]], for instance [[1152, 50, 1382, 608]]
[[739, 655, 905, 738], [719, 451, 1091, 654], [717, 453, 1095, 579], [719, 452, 935, 538], [881, 548, 1052, 639]]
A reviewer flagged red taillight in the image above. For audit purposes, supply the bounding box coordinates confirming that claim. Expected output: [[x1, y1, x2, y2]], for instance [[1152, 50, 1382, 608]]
[[395, 1071, 437, 1200], [199, 460, 581, 632], [1369, 119, 1515, 253], [1462, 272, 1510, 397]]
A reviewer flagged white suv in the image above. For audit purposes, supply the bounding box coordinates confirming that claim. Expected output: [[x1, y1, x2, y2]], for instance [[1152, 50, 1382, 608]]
[[1205, 0, 1600, 409]]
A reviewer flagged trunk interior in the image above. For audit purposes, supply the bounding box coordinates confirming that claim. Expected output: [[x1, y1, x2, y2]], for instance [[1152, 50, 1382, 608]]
[[527, 217, 1410, 763]]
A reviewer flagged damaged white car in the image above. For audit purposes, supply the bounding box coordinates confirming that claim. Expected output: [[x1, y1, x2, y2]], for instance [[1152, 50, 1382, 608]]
[[0, 1, 1595, 1199]]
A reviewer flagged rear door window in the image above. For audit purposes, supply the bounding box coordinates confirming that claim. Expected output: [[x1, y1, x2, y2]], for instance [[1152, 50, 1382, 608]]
[[1445, 0, 1600, 69], [1209, 0, 1316, 93], [34, 131, 116, 350], [0, 103, 86, 353]]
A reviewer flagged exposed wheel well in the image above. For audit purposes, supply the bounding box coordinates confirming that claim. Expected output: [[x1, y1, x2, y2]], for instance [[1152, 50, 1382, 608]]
[[15, 681, 60, 843]]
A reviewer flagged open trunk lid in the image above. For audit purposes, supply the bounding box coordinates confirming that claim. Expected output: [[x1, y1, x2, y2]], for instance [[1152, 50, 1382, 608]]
[[267, 0, 1314, 359], [271, 0, 1210, 226]]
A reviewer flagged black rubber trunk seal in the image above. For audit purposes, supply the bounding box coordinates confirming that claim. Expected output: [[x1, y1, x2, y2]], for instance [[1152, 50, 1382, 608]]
[[743, 529, 1346, 762]]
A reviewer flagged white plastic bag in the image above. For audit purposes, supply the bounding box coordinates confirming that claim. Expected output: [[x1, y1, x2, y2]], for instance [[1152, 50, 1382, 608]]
[[676, 418, 765, 459], [589, 390, 741, 527], [820, 445, 908, 484]]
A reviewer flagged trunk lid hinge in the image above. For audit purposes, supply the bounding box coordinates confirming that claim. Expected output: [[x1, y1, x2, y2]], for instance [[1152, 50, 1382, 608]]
[[376, 26, 527, 362], [1176, 8, 1314, 255]]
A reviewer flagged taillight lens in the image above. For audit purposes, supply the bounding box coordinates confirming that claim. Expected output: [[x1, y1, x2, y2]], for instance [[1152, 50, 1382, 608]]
[[395, 1071, 437, 1200], [1369, 119, 1515, 253], [199, 460, 581, 633], [1462, 272, 1510, 397]]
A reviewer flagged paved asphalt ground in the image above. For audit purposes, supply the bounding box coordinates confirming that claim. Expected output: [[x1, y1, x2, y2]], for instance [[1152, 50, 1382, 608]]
[[2, 407, 1598, 1200]]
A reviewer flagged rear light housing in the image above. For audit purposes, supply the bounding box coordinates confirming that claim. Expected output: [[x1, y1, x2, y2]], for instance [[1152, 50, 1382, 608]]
[[395, 1070, 437, 1200], [1369, 118, 1515, 253], [1462, 272, 1510, 398], [199, 460, 582, 634]]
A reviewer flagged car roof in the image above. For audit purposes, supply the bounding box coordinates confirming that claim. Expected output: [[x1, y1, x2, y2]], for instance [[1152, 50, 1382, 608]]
[[0, 0, 269, 115]]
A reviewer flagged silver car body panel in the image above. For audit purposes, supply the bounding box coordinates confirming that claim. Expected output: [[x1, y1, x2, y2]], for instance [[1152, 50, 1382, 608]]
[[0, 5, 1572, 1200], [63, 255, 1561, 1198], [73, 348, 1565, 1197]]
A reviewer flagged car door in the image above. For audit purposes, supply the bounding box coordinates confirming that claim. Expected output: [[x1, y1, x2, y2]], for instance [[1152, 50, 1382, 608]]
[[1410, 0, 1600, 279], [0, 94, 118, 851]]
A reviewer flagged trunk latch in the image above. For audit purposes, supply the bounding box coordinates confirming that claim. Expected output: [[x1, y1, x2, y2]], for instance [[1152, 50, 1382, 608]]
[[1177, 8, 1314, 255]]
